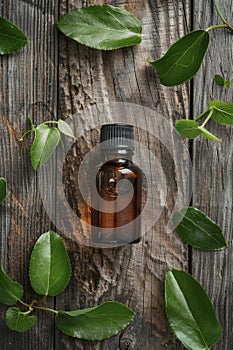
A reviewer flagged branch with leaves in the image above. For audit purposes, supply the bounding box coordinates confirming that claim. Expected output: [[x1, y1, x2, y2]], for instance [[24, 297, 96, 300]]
[[148, 0, 233, 86], [0, 1, 232, 349], [20, 118, 76, 170], [0, 231, 135, 339], [176, 100, 233, 142], [214, 73, 233, 89]]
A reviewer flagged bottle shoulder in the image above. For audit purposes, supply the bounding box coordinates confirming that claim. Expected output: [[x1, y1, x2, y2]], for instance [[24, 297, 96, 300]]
[[97, 158, 142, 175]]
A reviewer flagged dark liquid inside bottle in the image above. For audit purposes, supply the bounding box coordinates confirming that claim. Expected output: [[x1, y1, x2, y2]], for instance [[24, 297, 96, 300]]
[[91, 124, 142, 245]]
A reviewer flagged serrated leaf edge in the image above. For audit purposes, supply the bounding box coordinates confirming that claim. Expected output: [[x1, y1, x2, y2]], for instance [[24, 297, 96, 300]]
[[55, 301, 135, 340], [56, 4, 142, 51]]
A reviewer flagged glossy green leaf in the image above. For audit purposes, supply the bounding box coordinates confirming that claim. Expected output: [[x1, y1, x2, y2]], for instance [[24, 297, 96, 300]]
[[0, 265, 24, 306], [30, 124, 60, 170], [29, 231, 72, 296], [166, 270, 222, 350], [57, 4, 142, 50], [148, 30, 209, 86], [173, 207, 227, 250], [55, 301, 135, 340], [175, 120, 202, 139], [6, 307, 36, 332], [208, 100, 233, 125], [0, 177, 7, 204], [214, 74, 225, 87], [58, 119, 77, 139], [198, 126, 221, 142], [0, 17, 27, 54]]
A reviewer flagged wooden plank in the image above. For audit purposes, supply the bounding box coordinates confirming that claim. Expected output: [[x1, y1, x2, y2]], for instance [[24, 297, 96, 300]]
[[0, 0, 58, 348], [56, 1, 191, 349], [192, 0, 233, 349]]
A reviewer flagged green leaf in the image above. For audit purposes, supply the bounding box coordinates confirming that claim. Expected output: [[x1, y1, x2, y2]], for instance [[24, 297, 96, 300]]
[[55, 301, 135, 340], [57, 4, 142, 51], [208, 100, 233, 125], [175, 120, 202, 139], [29, 231, 72, 296], [214, 75, 232, 89], [214, 74, 225, 87], [198, 126, 221, 142], [30, 124, 60, 170], [0, 265, 24, 306], [6, 307, 36, 332], [224, 79, 231, 89], [166, 270, 222, 350], [173, 207, 227, 250], [0, 177, 7, 204], [148, 30, 210, 86], [58, 119, 77, 139], [0, 17, 28, 55]]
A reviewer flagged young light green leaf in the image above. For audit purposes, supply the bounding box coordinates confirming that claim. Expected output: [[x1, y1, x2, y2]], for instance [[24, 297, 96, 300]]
[[58, 119, 77, 139], [224, 79, 231, 89], [148, 30, 210, 86], [0, 177, 7, 204], [173, 207, 227, 250], [57, 4, 142, 51], [175, 120, 202, 139], [0, 265, 24, 306], [6, 307, 36, 332], [198, 125, 221, 142], [0, 17, 28, 55], [214, 74, 232, 89], [29, 231, 72, 297], [55, 301, 135, 340], [208, 100, 233, 125], [166, 270, 222, 350], [30, 124, 60, 170], [214, 74, 225, 87]]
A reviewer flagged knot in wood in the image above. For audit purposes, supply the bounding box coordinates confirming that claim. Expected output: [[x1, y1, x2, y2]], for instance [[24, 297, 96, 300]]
[[119, 335, 135, 349]]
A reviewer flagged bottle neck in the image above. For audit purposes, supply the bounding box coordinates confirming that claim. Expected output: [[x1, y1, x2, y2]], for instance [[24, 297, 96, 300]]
[[101, 147, 133, 161]]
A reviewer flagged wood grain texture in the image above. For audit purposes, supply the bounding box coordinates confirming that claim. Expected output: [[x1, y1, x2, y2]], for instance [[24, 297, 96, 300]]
[[192, 1, 233, 349], [0, 0, 58, 349], [56, 1, 190, 349]]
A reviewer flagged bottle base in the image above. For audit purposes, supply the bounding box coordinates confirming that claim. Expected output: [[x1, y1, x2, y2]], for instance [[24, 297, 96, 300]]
[[92, 233, 141, 245]]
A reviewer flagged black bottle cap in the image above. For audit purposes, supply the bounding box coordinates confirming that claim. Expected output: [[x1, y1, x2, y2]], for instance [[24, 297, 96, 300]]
[[100, 124, 134, 149]]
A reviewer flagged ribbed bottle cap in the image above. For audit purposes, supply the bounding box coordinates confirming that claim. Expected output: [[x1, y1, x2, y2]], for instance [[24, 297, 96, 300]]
[[100, 124, 134, 149]]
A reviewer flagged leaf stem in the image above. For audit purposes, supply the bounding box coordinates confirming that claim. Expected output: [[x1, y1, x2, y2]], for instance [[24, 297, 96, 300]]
[[33, 305, 58, 314], [18, 299, 30, 308], [194, 109, 210, 122], [28, 117, 35, 131], [37, 295, 47, 305], [206, 24, 233, 32], [201, 109, 214, 127], [21, 308, 33, 315], [19, 129, 34, 141], [213, 0, 228, 25], [19, 298, 57, 314], [42, 121, 59, 125]]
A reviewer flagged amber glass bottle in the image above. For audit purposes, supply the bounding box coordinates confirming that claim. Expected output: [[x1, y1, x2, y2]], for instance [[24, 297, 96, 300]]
[[91, 124, 142, 245]]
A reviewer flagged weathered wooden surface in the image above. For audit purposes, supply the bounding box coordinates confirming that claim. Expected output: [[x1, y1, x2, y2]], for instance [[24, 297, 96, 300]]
[[0, 0, 58, 349], [0, 0, 231, 349], [56, 1, 190, 349], [192, 1, 233, 349]]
